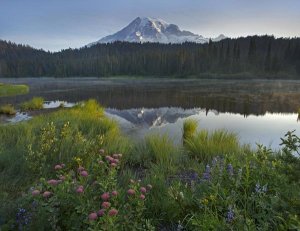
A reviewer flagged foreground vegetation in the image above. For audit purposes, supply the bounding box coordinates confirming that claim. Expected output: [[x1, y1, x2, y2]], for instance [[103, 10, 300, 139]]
[[0, 100, 299, 230], [0, 104, 16, 115], [20, 97, 44, 111], [0, 83, 29, 97]]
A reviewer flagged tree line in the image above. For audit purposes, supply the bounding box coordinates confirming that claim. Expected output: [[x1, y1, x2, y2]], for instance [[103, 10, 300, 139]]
[[0, 35, 300, 78]]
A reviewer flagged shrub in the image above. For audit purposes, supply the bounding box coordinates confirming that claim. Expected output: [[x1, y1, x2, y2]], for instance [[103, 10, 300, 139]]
[[21, 97, 44, 111], [0, 104, 16, 115]]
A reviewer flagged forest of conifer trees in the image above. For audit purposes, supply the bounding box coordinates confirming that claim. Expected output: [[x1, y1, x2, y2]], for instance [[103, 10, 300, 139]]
[[0, 35, 299, 78]]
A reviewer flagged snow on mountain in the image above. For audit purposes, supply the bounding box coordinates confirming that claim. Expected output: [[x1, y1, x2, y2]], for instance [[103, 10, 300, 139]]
[[88, 17, 226, 46]]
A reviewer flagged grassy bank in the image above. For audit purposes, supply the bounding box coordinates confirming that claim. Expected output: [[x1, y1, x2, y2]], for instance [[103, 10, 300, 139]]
[[0, 104, 16, 115], [0, 100, 299, 230], [0, 83, 29, 97], [20, 97, 44, 111]]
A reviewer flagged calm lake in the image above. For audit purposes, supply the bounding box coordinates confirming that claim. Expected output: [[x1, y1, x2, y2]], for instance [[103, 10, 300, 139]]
[[0, 77, 299, 149]]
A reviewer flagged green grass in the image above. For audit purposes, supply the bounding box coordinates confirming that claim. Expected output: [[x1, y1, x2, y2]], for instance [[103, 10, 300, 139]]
[[20, 97, 44, 111], [0, 104, 16, 115], [184, 129, 240, 162], [0, 83, 29, 97], [0, 100, 299, 230]]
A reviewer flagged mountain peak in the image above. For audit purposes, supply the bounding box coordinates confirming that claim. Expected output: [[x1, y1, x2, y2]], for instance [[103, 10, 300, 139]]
[[88, 17, 226, 46]]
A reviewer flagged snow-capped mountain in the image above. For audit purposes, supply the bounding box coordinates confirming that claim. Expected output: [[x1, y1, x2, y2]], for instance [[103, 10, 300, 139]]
[[88, 17, 226, 46]]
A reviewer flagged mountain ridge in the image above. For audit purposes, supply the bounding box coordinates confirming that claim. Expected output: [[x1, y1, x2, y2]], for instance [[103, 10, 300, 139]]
[[88, 16, 226, 46]]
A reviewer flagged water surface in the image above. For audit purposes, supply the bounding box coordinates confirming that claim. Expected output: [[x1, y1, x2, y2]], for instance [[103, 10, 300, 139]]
[[0, 77, 299, 148]]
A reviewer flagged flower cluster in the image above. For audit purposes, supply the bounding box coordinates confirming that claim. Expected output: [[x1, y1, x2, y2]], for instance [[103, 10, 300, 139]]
[[78, 166, 89, 177], [255, 183, 268, 194], [127, 179, 152, 201], [30, 163, 67, 199], [227, 164, 234, 176], [105, 153, 122, 168], [88, 190, 119, 221], [202, 164, 211, 181], [226, 206, 235, 223], [16, 208, 31, 226]]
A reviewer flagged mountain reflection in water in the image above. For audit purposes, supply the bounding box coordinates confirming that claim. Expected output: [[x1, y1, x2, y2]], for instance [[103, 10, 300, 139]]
[[0, 78, 300, 116]]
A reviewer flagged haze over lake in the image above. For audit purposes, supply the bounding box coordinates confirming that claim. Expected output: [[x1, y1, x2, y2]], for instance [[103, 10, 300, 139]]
[[1, 77, 299, 149]]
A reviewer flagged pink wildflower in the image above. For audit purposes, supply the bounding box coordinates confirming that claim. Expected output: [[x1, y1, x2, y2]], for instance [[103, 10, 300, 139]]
[[111, 191, 118, 197], [76, 186, 84, 193], [80, 171, 88, 177], [112, 159, 119, 164], [105, 156, 112, 161], [88, 212, 98, 221], [99, 149, 105, 154], [108, 209, 118, 216], [127, 189, 135, 195], [98, 160, 104, 165], [147, 184, 153, 190], [78, 166, 85, 172], [54, 164, 62, 170], [140, 187, 147, 194], [43, 191, 51, 198], [47, 179, 58, 186], [97, 209, 105, 217], [61, 163, 65, 168], [101, 201, 111, 209], [112, 154, 119, 159], [111, 163, 117, 168], [59, 175, 66, 181], [101, 192, 110, 201], [32, 190, 40, 196], [140, 194, 145, 200]]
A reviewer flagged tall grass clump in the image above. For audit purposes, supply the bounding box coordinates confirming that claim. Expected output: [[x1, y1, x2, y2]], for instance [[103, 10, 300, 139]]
[[0, 104, 16, 115], [182, 118, 198, 144], [184, 129, 240, 162], [21, 97, 44, 111], [125, 134, 183, 173], [0, 83, 29, 97]]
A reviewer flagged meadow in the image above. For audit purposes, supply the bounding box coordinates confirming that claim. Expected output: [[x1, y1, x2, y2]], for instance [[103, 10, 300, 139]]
[[0, 100, 299, 230]]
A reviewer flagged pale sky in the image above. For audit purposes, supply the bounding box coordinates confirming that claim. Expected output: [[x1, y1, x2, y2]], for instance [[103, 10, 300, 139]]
[[0, 0, 299, 51]]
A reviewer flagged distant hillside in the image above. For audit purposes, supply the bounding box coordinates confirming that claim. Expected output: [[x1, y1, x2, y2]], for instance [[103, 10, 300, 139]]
[[0, 36, 300, 78]]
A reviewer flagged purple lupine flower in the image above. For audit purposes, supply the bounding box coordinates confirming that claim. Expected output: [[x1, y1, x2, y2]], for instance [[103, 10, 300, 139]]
[[255, 183, 268, 193], [255, 183, 261, 193], [212, 157, 218, 167], [32, 200, 38, 208], [226, 206, 235, 223], [262, 184, 268, 193], [218, 158, 225, 173], [227, 164, 234, 176], [238, 168, 242, 174], [191, 172, 198, 181], [202, 164, 211, 181], [16, 208, 31, 226]]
